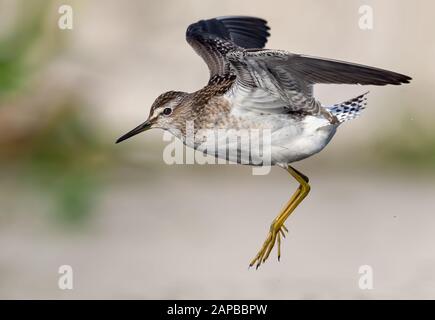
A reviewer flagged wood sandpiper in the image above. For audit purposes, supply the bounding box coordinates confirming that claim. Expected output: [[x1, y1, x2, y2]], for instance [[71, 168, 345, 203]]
[[116, 16, 411, 269]]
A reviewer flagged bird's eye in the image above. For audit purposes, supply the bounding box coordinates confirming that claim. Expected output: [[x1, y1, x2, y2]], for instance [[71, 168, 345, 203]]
[[162, 108, 172, 116]]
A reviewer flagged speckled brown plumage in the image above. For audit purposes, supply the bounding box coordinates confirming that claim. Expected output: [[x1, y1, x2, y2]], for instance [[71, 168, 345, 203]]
[[168, 78, 239, 137]]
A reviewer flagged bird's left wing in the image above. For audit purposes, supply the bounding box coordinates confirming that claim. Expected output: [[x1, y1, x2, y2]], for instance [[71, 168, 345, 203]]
[[186, 16, 270, 83], [226, 49, 411, 115]]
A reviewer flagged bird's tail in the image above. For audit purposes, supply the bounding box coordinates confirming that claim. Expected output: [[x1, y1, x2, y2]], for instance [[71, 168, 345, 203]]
[[326, 92, 368, 123]]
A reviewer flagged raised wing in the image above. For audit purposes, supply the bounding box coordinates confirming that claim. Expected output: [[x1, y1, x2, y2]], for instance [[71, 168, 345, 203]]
[[186, 16, 270, 82], [226, 49, 411, 115]]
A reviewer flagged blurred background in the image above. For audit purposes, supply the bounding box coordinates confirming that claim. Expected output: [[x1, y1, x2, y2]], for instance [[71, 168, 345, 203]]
[[0, 0, 434, 299]]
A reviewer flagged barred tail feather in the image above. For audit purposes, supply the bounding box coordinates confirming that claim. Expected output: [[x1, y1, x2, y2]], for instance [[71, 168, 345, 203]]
[[327, 92, 368, 123]]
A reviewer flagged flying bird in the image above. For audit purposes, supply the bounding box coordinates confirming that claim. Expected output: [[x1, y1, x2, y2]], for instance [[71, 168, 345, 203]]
[[116, 16, 411, 269]]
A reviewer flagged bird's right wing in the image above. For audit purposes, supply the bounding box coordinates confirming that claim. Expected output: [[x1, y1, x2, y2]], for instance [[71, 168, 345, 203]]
[[186, 16, 270, 83]]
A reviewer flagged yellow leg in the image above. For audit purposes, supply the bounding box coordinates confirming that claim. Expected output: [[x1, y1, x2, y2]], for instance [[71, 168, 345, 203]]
[[249, 165, 311, 269]]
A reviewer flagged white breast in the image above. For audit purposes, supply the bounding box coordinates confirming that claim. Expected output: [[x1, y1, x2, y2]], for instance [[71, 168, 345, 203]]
[[189, 113, 337, 166]]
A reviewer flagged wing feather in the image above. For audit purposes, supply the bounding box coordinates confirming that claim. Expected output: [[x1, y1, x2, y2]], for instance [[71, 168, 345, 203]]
[[226, 49, 411, 115], [186, 16, 270, 81]]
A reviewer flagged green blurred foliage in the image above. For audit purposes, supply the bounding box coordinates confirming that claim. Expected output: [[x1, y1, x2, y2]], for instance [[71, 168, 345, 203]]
[[0, 2, 49, 97], [373, 114, 435, 171], [23, 104, 108, 225], [0, 0, 110, 225]]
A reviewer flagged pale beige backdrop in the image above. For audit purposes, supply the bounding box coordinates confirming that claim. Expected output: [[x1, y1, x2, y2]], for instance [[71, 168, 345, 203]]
[[0, 0, 434, 299]]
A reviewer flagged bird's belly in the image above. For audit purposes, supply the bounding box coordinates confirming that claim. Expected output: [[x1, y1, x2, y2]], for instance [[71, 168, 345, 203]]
[[190, 115, 337, 166], [270, 116, 337, 164], [193, 127, 272, 165]]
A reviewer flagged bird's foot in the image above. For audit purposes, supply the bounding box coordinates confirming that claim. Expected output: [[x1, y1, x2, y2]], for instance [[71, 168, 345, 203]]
[[249, 222, 288, 269]]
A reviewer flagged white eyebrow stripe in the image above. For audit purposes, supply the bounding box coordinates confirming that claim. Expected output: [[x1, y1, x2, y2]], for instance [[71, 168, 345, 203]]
[[150, 107, 165, 119]]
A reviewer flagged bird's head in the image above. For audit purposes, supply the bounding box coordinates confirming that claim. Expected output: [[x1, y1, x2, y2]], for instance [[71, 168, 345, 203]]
[[116, 91, 187, 143]]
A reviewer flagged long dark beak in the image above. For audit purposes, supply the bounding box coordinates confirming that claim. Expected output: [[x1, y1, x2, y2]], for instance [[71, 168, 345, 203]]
[[116, 120, 151, 144]]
